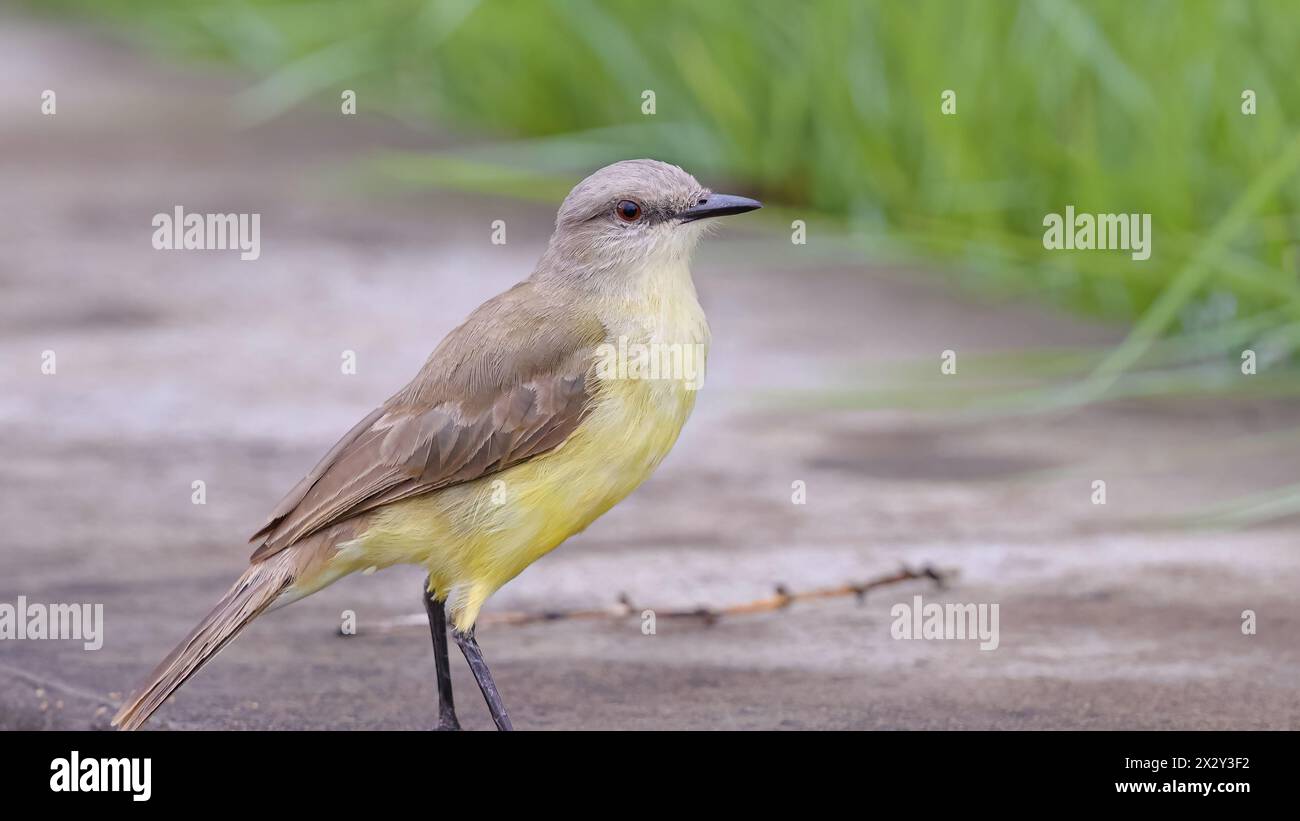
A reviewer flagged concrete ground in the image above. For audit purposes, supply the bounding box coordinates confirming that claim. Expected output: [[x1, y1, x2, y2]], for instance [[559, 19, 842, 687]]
[[1, 15, 1297, 730]]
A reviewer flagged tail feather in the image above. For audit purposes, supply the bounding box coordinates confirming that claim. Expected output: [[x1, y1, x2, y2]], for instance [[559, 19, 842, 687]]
[[112, 553, 297, 731]]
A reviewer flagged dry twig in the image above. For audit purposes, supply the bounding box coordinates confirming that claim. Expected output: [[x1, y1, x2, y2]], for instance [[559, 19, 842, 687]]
[[363, 563, 954, 634]]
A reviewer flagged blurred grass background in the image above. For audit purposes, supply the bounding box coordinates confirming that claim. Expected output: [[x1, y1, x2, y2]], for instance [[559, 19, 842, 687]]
[[31, 0, 1300, 401]]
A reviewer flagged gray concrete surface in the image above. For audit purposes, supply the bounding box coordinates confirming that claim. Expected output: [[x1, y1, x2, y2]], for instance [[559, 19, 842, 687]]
[[1, 15, 1298, 730]]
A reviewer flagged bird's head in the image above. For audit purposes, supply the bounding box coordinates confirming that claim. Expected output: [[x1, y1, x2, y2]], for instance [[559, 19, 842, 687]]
[[544, 159, 761, 279]]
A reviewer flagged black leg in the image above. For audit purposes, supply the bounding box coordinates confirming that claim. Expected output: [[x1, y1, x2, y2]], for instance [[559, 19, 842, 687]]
[[422, 577, 460, 731], [453, 627, 514, 731]]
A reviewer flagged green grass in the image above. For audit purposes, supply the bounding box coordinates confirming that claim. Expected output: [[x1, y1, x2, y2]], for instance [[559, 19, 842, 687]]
[[34, 0, 1300, 372]]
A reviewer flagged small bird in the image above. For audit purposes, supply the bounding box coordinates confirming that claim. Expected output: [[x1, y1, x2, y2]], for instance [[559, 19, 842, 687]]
[[113, 159, 761, 730]]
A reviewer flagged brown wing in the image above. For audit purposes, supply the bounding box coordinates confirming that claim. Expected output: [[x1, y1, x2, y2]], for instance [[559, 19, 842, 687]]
[[249, 281, 605, 562]]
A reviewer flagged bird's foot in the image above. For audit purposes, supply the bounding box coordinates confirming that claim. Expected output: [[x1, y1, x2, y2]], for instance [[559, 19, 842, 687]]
[[436, 711, 461, 731]]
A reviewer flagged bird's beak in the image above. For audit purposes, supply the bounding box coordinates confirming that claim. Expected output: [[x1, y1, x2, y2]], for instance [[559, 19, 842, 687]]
[[677, 193, 763, 223]]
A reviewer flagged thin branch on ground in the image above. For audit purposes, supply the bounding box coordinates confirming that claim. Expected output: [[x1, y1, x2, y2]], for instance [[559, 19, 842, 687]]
[[362, 564, 954, 634]]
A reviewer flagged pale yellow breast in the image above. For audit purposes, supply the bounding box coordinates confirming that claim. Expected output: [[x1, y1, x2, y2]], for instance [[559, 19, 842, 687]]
[[345, 270, 710, 630]]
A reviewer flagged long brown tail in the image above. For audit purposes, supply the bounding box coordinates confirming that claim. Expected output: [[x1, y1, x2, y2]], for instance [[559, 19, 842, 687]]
[[112, 552, 298, 730]]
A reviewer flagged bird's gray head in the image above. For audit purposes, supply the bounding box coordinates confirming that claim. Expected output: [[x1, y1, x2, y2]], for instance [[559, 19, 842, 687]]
[[541, 159, 761, 282]]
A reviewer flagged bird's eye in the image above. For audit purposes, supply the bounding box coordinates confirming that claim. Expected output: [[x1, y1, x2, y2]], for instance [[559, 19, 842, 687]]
[[616, 200, 642, 222]]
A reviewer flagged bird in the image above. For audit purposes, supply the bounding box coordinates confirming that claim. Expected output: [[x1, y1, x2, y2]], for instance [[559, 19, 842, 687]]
[[112, 159, 761, 731]]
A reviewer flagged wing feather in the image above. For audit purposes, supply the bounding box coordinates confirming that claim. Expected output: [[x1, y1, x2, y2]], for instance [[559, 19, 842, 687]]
[[248, 281, 604, 562]]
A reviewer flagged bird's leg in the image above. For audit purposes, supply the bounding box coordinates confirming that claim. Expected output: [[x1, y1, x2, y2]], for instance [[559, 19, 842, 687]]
[[452, 627, 514, 731], [422, 577, 460, 731]]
